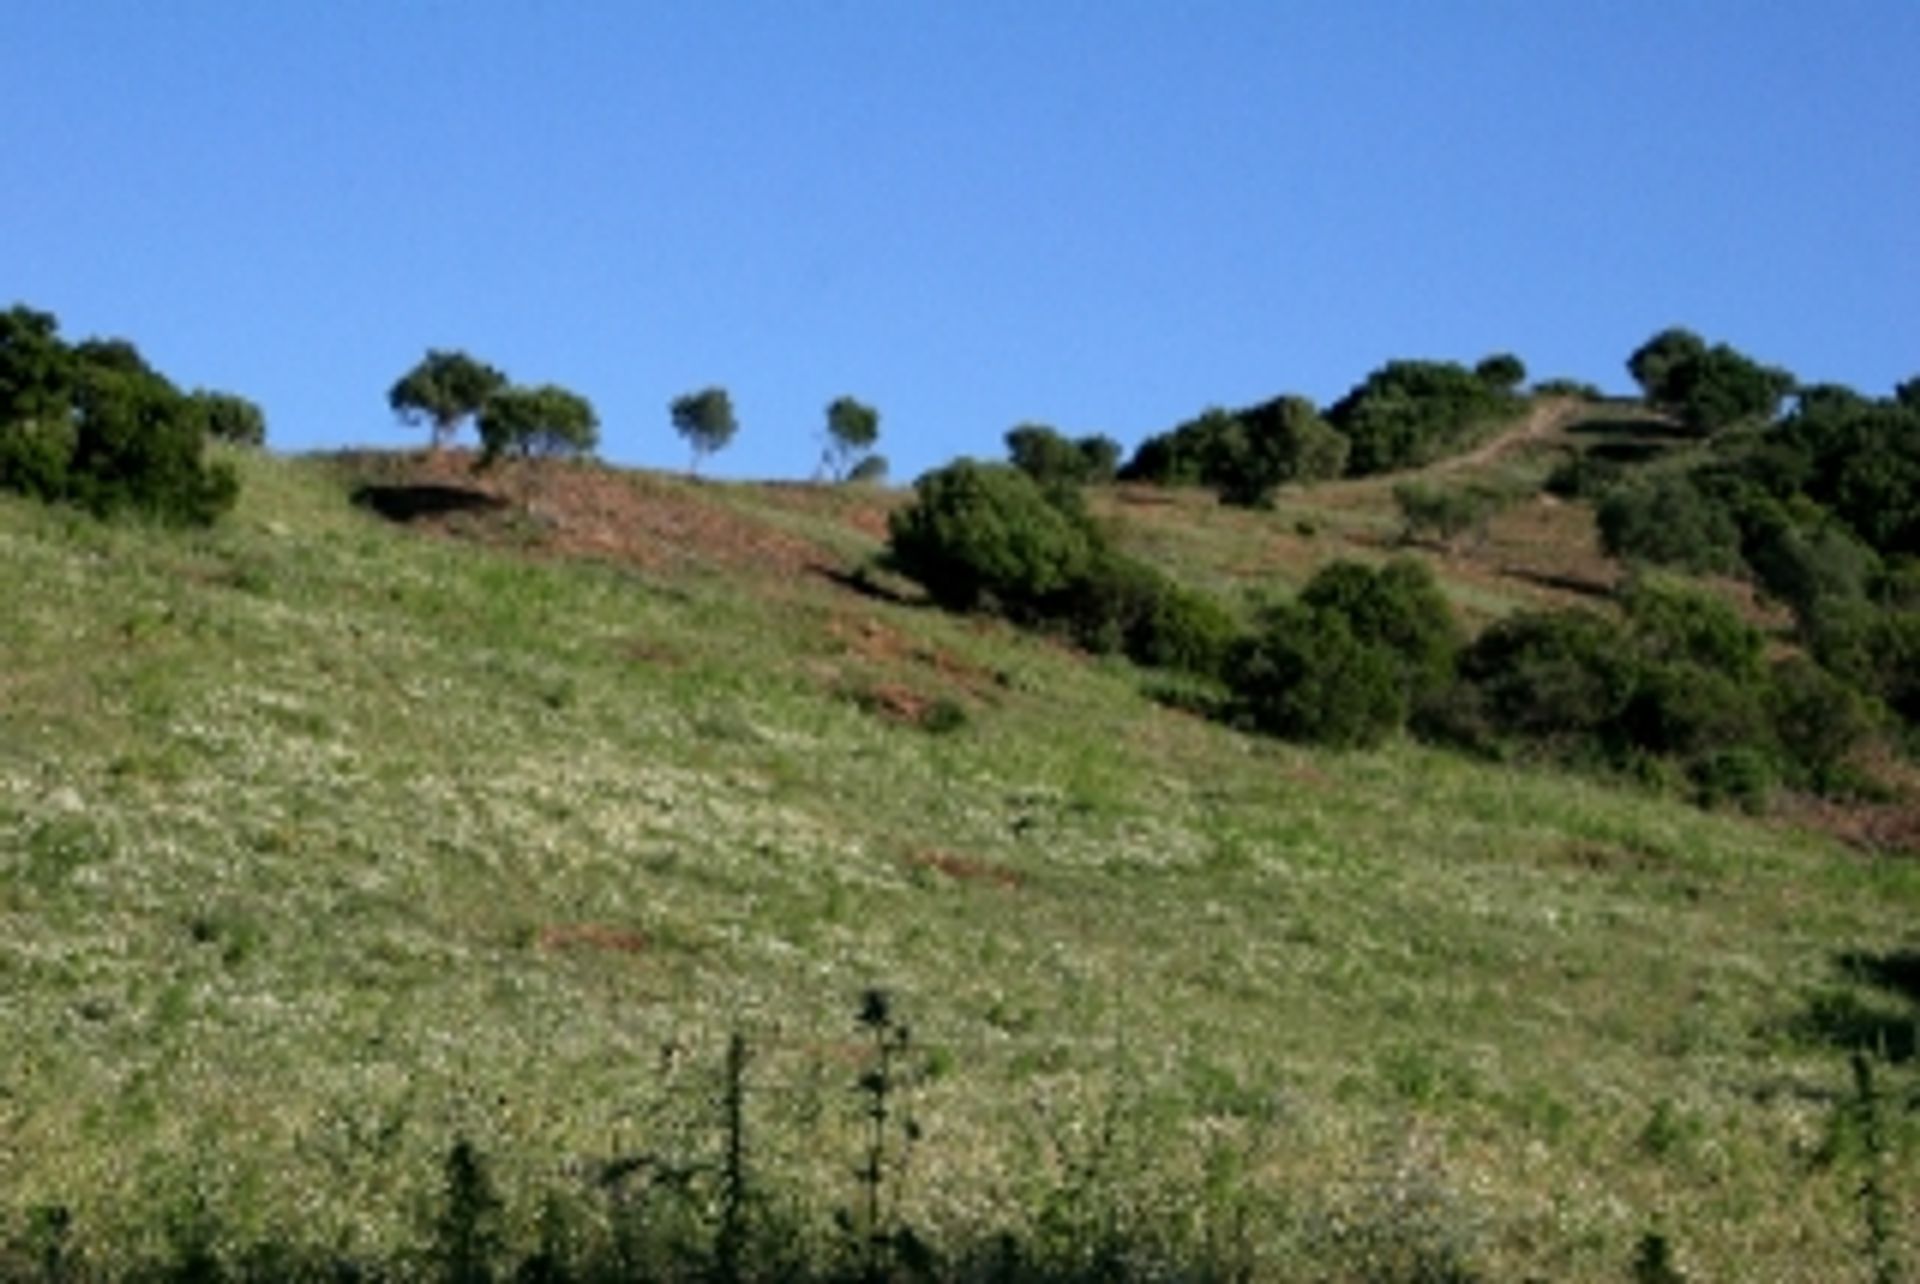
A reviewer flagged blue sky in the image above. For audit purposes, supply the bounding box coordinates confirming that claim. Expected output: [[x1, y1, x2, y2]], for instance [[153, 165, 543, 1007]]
[[4, 3, 1914, 481]]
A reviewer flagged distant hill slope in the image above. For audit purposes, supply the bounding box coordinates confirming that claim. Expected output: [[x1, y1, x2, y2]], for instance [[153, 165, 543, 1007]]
[[0, 444, 1915, 1279]]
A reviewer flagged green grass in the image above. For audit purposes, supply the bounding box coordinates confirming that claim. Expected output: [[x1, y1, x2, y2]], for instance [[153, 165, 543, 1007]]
[[1, 447, 1916, 1279]]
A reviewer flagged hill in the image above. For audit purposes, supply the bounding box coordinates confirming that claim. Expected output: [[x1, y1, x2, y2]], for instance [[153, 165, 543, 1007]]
[[1, 437, 1916, 1279]]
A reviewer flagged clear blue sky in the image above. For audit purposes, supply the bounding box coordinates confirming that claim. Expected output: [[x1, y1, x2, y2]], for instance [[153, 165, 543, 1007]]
[[5, 3, 1914, 481]]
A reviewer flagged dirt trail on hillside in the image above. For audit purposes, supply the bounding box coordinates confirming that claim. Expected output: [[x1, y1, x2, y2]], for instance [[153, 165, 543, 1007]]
[[1428, 398, 1585, 475]]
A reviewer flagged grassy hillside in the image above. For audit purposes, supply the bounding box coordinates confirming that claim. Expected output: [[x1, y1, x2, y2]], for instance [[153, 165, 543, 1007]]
[[1, 440, 1916, 1279]]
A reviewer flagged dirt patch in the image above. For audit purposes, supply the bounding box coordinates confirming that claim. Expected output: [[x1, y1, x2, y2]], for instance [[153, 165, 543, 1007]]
[[622, 638, 685, 667], [829, 614, 1005, 694], [1781, 797, 1920, 857], [344, 451, 852, 579], [851, 681, 935, 725], [905, 848, 1024, 890], [538, 923, 649, 954]]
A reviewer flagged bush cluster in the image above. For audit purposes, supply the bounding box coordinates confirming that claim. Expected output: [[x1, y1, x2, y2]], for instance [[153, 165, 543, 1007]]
[[1436, 578, 1874, 801], [885, 459, 1236, 678], [0, 305, 247, 524], [1627, 327, 1794, 435], [1118, 354, 1527, 504], [1121, 395, 1347, 508], [1005, 424, 1121, 488], [1226, 559, 1460, 748]]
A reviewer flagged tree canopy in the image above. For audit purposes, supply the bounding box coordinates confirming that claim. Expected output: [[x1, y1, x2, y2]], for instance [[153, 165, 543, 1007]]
[[1626, 328, 1793, 434], [822, 395, 880, 481], [0, 304, 237, 524], [671, 386, 737, 473], [388, 350, 507, 450], [476, 384, 599, 465]]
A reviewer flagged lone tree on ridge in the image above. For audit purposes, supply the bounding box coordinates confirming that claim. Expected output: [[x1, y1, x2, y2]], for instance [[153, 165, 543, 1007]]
[[822, 395, 880, 481], [388, 350, 507, 451], [671, 386, 737, 475]]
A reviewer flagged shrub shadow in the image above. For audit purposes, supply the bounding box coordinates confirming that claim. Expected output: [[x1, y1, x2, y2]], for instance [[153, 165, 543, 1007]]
[[1789, 948, 1920, 1065], [352, 483, 507, 524]]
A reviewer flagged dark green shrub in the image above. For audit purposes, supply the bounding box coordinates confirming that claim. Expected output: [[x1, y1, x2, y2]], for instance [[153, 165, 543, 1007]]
[[1121, 395, 1345, 505], [0, 306, 238, 524], [66, 363, 238, 523], [191, 390, 267, 446], [1535, 378, 1605, 401], [1474, 352, 1527, 393], [1805, 599, 1920, 725], [1227, 604, 1405, 747], [1690, 747, 1775, 811], [1544, 452, 1625, 499], [1006, 425, 1123, 489], [1597, 475, 1743, 574], [846, 454, 889, 484], [1746, 517, 1879, 622], [887, 460, 1098, 615], [1454, 609, 1640, 748], [1628, 328, 1793, 434], [1299, 558, 1461, 712], [0, 415, 76, 501], [1617, 661, 1767, 760], [1768, 657, 1873, 783], [1057, 554, 1239, 678], [1618, 576, 1762, 676], [1326, 358, 1520, 475]]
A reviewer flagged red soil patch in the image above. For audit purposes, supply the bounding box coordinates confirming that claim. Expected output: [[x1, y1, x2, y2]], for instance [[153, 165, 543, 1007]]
[[904, 848, 1024, 890], [350, 451, 848, 579], [537, 923, 649, 954], [829, 614, 1003, 694], [847, 681, 937, 725]]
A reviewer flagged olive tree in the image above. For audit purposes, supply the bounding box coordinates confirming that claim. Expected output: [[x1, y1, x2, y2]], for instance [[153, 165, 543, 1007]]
[[388, 350, 507, 450]]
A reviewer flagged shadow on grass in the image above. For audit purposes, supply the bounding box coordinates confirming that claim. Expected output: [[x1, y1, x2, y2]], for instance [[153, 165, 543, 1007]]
[[352, 483, 507, 524], [1564, 418, 1700, 442], [1789, 948, 1920, 1065]]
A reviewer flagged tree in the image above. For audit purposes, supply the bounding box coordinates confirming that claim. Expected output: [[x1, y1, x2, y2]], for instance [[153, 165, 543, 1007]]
[[1005, 423, 1088, 487], [1627, 328, 1708, 403], [1, 305, 236, 524], [191, 390, 266, 446], [1626, 328, 1792, 434], [671, 386, 737, 474], [1474, 352, 1528, 392], [822, 395, 880, 481], [388, 350, 506, 451], [475, 384, 598, 466]]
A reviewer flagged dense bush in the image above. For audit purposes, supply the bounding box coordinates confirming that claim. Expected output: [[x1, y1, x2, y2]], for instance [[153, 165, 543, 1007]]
[[1299, 558, 1461, 712], [1227, 604, 1405, 747], [1626, 328, 1794, 435], [1006, 424, 1121, 488], [1474, 352, 1527, 393], [0, 305, 238, 524], [1451, 609, 1640, 752], [1059, 553, 1239, 677], [1768, 656, 1875, 785], [1120, 395, 1345, 507], [1618, 575, 1762, 675], [1222, 559, 1461, 747], [191, 390, 267, 446], [1325, 357, 1522, 476], [1533, 377, 1605, 400], [887, 460, 1099, 615], [475, 383, 599, 464], [1596, 474, 1744, 574]]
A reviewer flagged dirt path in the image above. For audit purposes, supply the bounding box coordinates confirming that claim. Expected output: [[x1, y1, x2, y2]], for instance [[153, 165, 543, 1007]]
[[1428, 396, 1586, 475]]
